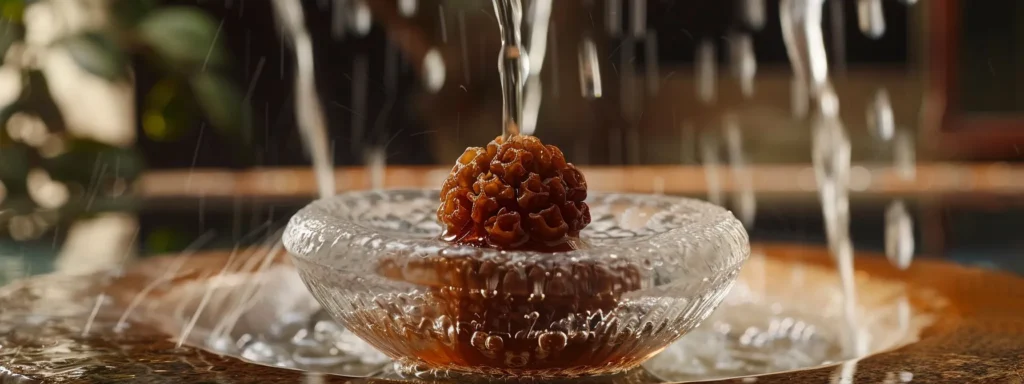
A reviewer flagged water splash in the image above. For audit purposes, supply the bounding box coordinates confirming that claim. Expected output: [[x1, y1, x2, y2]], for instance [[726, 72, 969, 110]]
[[780, 0, 861, 357], [830, 359, 859, 384], [115, 231, 218, 332], [208, 235, 286, 342], [176, 245, 243, 347]]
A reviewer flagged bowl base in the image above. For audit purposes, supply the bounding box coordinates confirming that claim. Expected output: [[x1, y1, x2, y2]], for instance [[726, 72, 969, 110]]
[[391, 358, 644, 382]]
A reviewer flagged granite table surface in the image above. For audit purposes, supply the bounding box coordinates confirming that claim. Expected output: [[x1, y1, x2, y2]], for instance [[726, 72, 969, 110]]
[[0, 243, 1022, 383]]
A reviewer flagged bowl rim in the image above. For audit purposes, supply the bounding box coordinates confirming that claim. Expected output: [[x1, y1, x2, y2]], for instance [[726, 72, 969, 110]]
[[283, 189, 750, 278]]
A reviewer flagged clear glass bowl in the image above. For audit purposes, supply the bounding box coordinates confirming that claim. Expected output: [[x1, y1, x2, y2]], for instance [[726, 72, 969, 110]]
[[283, 189, 750, 379]]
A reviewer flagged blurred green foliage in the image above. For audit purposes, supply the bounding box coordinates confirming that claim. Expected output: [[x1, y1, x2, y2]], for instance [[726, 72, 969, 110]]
[[0, 0, 250, 233]]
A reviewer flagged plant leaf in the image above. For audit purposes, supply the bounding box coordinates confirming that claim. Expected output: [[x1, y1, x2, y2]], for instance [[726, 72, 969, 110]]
[[0, 142, 30, 189], [109, 0, 157, 28], [137, 7, 226, 72], [190, 71, 250, 146], [42, 138, 144, 185], [59, 31, 128, 81], [0, 0, 25, 23], [0, 18, 25, 66], [142, 78, 197, 142]]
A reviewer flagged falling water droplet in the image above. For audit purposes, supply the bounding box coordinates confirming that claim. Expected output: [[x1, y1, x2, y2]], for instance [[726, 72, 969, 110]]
[[730, 33, 757, 98], [273, 0, 335, 198], [700, 134, 723, 206], [696, 40, 717, 104], [867, 88, 895, 141], [605, 0, 622, 37], [578, 37, 602, 99], [520, 0, 551, 137], [522, 77, 542, 135], [885, 200, 914, 270], [810, 92, 856, 358], [629, 0, 646, 38], [742, 0, 767, 30], [351, 0, 372, 37], [724, 115, 756, 228], [438, 5, 448, 43], [422, 48, 446, 93], [857, 0, 885, 39], [525, 0, 552, 76], [818, 84, 841, 117], [893, 130, 916, 180], [365, 148, 386, 191], [398, 0, 418, 17]]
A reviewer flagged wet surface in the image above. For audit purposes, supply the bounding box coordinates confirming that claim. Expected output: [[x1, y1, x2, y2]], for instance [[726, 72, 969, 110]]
[[1, 244, 1022, 383]]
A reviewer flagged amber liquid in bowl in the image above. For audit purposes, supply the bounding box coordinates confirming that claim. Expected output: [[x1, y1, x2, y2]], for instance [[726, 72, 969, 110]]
[[354, 253, 688, 377]]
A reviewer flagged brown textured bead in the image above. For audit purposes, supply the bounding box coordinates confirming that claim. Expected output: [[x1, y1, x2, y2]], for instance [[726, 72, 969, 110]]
[[438, 135, 591, 251]]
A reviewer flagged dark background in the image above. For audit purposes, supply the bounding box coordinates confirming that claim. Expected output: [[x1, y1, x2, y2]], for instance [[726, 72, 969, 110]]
[[136, 0, 911, 170], [127, 0, 1021, 274]]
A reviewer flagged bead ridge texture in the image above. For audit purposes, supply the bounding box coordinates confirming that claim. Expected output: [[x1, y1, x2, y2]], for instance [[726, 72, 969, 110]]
[[437, 135, 591, 250]]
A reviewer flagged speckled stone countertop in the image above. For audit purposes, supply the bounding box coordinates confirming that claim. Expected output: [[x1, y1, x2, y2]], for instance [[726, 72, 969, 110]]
[[1, 244, 1022, 383]]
